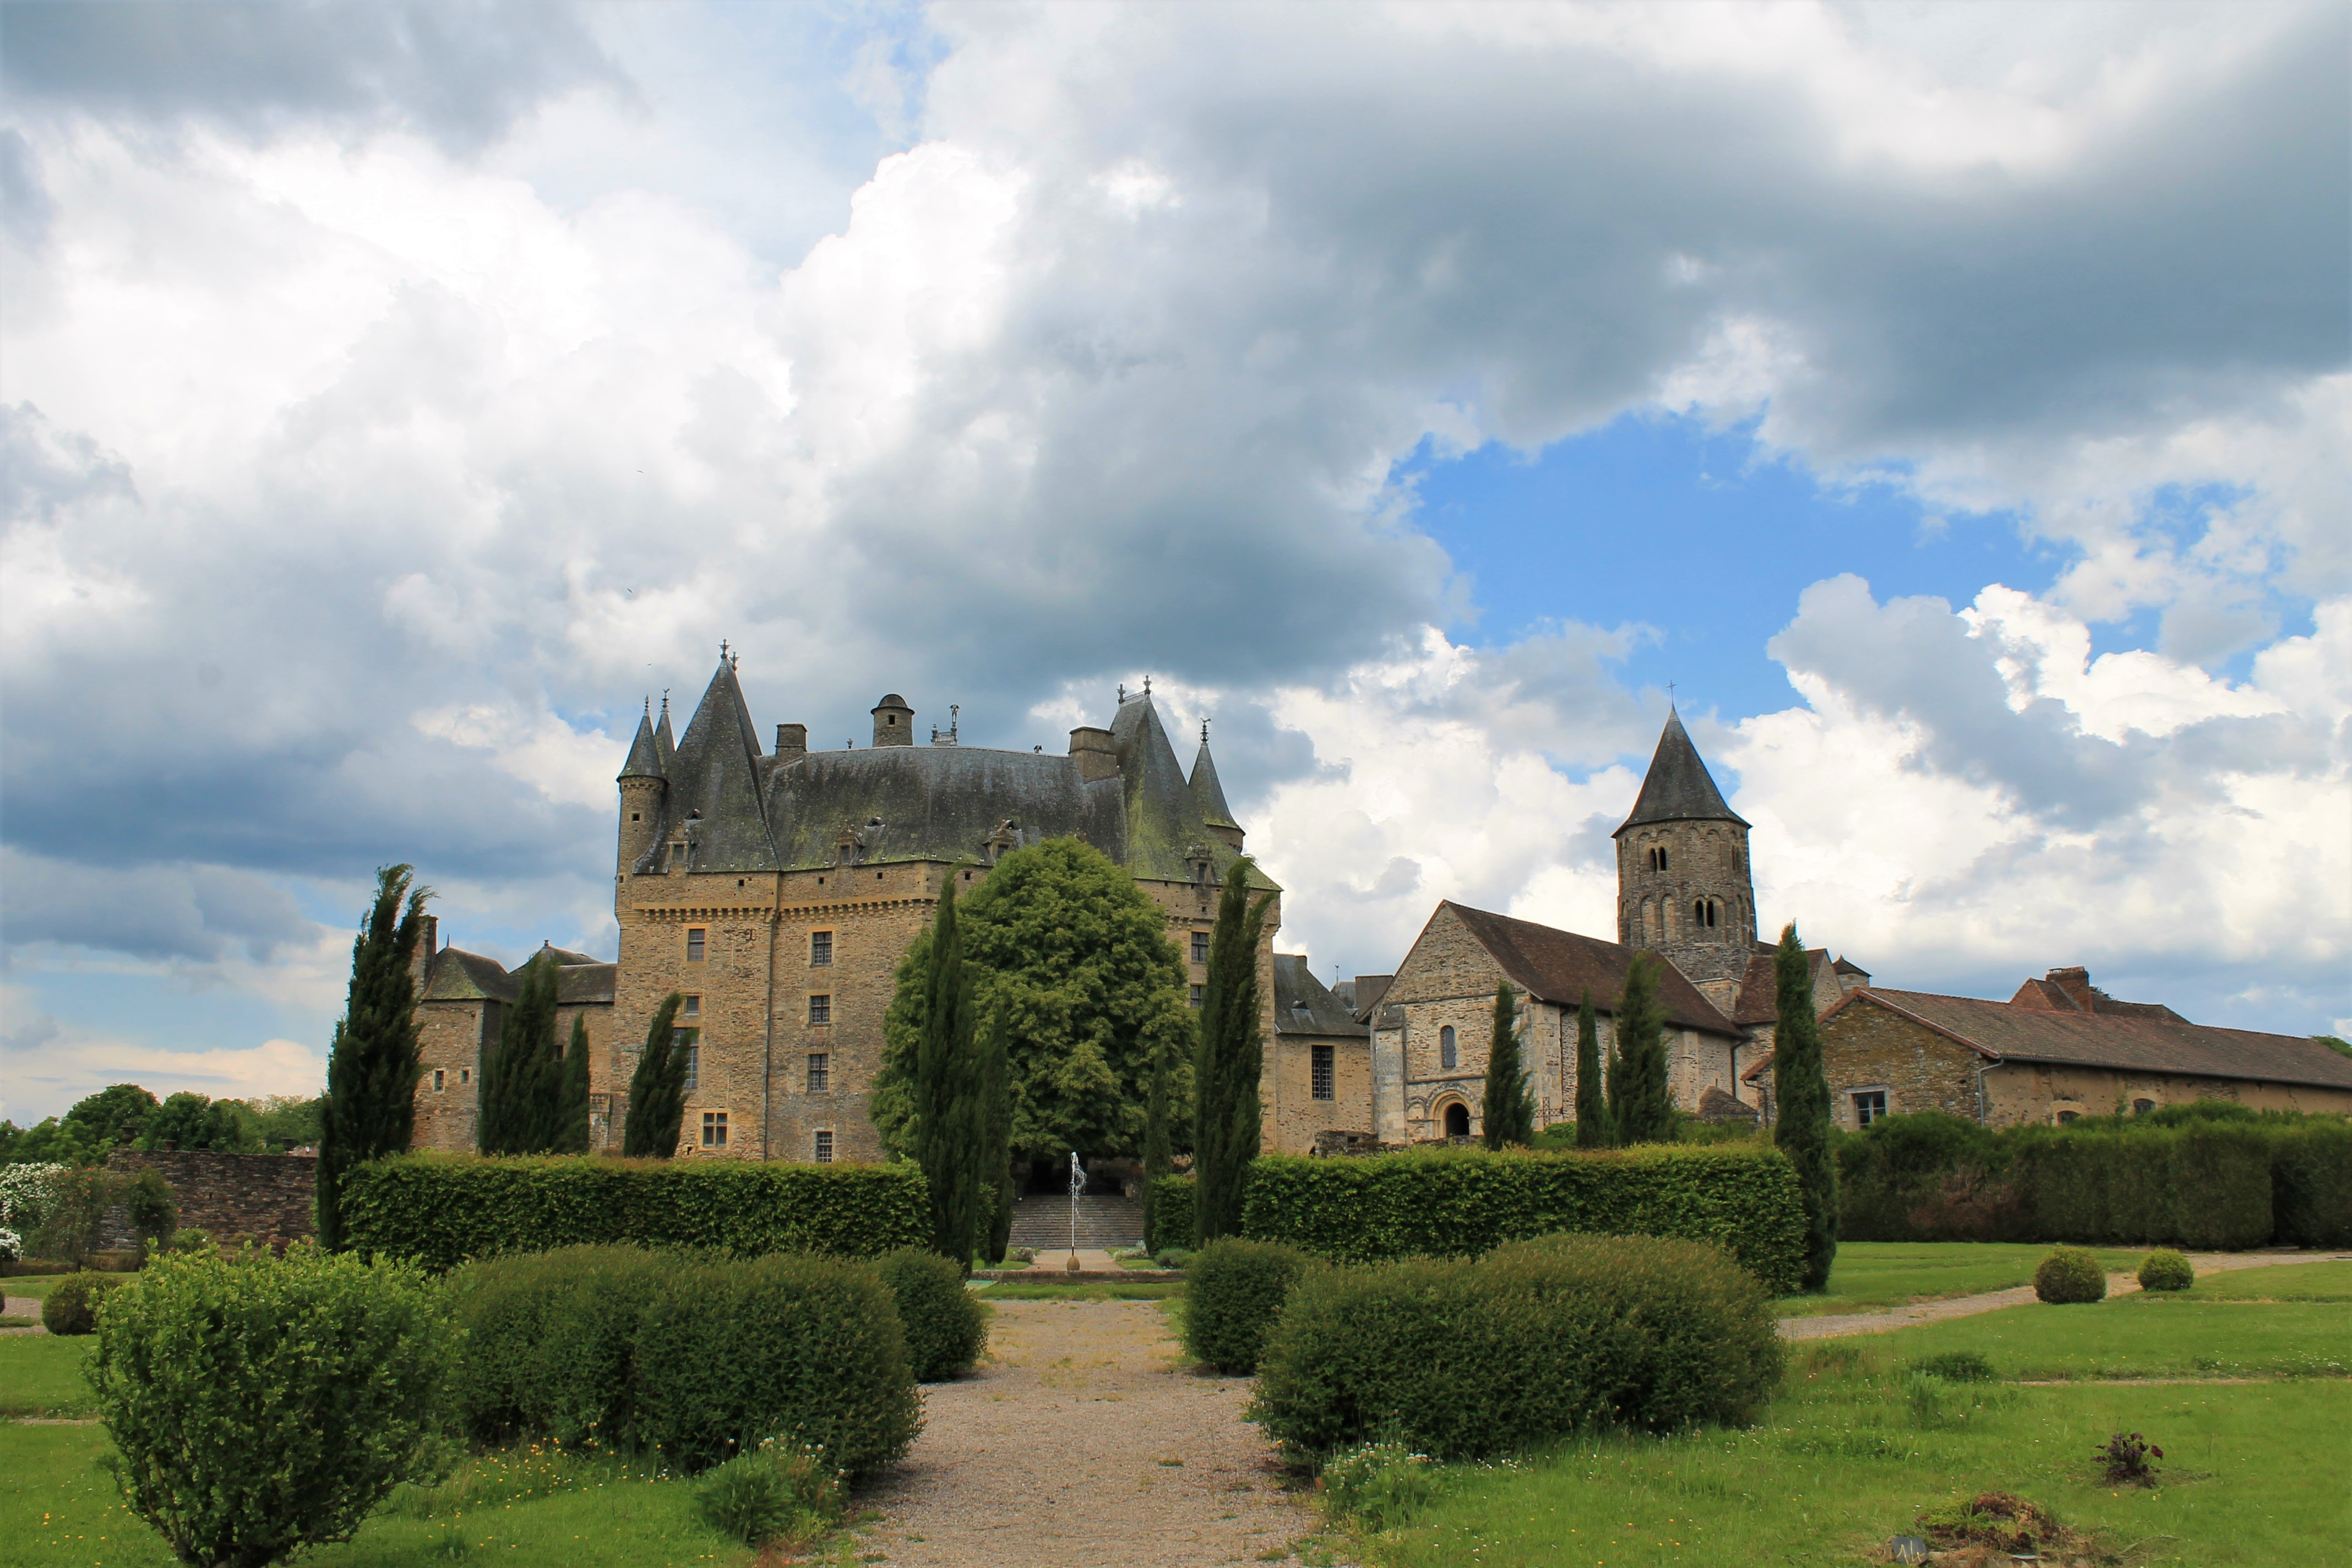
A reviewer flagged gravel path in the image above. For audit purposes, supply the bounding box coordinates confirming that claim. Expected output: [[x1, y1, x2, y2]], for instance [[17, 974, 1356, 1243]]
[[2, 1293, 46, 1334], [855, 1298, 1317, 1568], [1780, 1248, 2349, 1341]]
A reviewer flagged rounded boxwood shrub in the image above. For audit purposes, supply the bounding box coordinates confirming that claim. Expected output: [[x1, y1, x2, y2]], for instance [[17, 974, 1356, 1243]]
[[89, 1242, 455, 1568], [1184, 1238, 1313, 1374], [2034, 1245, 2108, 1303], [450, 1245, 675, 1448], [873, 1248, 985, 1381], [2137, 1249, 2195, 1292], [40, 1271, 127, 1335], [1251, 1233, 1782, 1462]]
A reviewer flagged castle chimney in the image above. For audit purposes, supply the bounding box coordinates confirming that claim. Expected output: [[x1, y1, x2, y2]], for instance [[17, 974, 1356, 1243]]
[[1069, 726, 1118, 782], [776, 723, 807, 760]]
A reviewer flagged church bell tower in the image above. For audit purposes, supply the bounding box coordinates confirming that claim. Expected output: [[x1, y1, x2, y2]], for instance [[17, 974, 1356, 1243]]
[[1613, 709, 1756, 1008]]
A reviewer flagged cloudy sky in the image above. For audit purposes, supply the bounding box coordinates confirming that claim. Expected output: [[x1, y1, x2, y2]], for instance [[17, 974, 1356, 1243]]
[[3, 0, 2345, 1120]]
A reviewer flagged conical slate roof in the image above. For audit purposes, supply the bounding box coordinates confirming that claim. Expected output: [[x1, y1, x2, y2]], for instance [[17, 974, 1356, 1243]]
[[654, 696, 677, 772], [1614, 709, 1748, 837], [618, 702, 664, 780], [1189, 729, 1238, 830], [644, 657, 777, 872]]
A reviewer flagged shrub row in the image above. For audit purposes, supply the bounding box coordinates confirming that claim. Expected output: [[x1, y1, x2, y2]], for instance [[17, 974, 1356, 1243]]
[[342, 1154, 928, 1270], [871, 1248, 987, 1382], [453, 1244, 920, 1475], [1250, 1233, 1783, 1462], [1837, 1107, 2352, 1249], [1182, 1239, 1311, 1374], [1237, 1144, 1807, 1295], [1146, 1173, 1196, 1253]]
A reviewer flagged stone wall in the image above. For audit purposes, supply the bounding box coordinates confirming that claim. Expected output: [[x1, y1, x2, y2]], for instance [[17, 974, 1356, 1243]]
[[1811, 999, 1983, 1129], [101, 1150, 317, 1249], [1269, 1030, 1372, 1149], [1983, 1060, 2352, 1125], [413, 998, 484, 1152]]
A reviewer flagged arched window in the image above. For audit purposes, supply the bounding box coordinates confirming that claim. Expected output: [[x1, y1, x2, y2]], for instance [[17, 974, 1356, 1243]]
[[1444, 1102, 1471, 1140], [1647, 846, 1669, 873], [2132, 1098, 2155, 1116], [1439, 1025, 1458, 1070]]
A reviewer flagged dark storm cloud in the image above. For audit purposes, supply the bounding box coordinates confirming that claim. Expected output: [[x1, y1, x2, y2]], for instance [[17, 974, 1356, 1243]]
[[1, 0, 620, 152], [0, 847, 313, 961]]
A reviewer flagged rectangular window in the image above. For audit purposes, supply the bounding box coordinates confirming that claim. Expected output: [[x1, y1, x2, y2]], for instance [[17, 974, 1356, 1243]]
[[1189, 984, 1204, 1010], [674, 1033, 699, 1091], [1852, 1090, 1887, 1126], [809, 994, 832, 1026], [460, 1067, 470, 1084], [681, 994, 700, 1017], [814, 1129, 834, 1163], [807, 1052, 829, 1092], [686, 927, 706, 962], [810, 930, 833, 966], [701, 1110, 728, 1147], [1190, 932, 1208, 963], [1311, 1044, 1334, 1101], [432, 1068, 445, 1092]]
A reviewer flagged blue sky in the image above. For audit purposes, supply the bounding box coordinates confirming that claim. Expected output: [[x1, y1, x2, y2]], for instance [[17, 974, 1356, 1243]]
[[2, 1, 2346, 1119]]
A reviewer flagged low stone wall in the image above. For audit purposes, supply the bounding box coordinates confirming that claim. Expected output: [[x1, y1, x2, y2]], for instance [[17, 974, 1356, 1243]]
[[100, 1150, 318, 1251]]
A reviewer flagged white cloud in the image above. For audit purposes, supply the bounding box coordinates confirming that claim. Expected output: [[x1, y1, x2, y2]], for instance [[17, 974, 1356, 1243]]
[[1, 981, 326, 1121]]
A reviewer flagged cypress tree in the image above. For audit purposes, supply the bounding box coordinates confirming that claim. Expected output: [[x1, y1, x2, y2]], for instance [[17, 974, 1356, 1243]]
[[317, 864, 433, 1250], [1479, 980, 1536, 1149], [1609, 952, 1673, 1145], [481, 954, 560, 1155], [621, 993, 689, 1158], [978, 1003, 1014, 1265], [914, 885, 983, 1267], [1572, 988, 1611, 1148], [1772, 922, 1839, 1291], [554, 1011, 591, 1154], [1142, 1031, 1173, 1248], [1193, 857, 1273, 1244]]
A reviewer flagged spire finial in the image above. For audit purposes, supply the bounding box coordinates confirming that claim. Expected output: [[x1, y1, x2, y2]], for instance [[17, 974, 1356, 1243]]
[[1118, 683, 1126, 702], [1144, 674, 1152, 695], [1668, 681, 1676, 709], [720, 637, 729, 662], [661, 689, 669, 715], [643, 695, 651, 717], [1201, 719, 1210, 744]]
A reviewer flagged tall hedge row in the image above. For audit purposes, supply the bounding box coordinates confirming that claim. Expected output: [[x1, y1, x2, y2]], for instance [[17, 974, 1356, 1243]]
[[1147, 1173, 1196, 1253], [452, 1244, 919, 1476], [1237, 1145, 1807, 1295], [341, 1154, 928, 1270], [1837, 1108, 2352, 1249]]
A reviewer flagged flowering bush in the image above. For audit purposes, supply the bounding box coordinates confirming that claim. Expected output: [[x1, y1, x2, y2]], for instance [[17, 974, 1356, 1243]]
[[1319, 1442, 1440, 1532], [2095, 1430, 2164, 1485], [0, 1162, 68, 1246], [0, 1225, 21, 1263]]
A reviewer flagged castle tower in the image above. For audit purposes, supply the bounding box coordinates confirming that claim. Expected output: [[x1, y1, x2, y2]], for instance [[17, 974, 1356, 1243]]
[[617, 699, 667, 875], [1189, 722, 1245, 852], [1613, 709, 1755, 1007], [870, 693, 913, 747]]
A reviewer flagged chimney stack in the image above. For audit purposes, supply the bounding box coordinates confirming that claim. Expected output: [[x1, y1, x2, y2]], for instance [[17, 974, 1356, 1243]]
[[1069, 726, 1118, 781], [776, 723, 807, 760]]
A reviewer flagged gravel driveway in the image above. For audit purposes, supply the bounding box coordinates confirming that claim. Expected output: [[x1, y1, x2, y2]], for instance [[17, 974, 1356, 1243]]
[[854, 1298, 1318, 1567]]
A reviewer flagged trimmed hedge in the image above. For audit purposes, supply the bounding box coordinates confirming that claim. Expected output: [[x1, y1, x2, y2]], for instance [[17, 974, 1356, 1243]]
[[343, 1154, 928, 1270], [452, 1244, 919, 1476], [1182, 1239, 1311, 1374], [873, 1249, 986, 1381], [1147, 1174, 1196, 1253], [40, 1270, 127, 1335], [2034, 1245, 2107, 1304], [1238, 1145, 1807, 1295], [2137, 1249, 2193, 1292], [1250, 1233, 1782, 1462]]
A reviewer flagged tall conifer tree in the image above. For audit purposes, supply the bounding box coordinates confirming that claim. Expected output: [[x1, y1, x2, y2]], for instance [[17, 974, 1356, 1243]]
[[318, 864, 432, 1249], [1572, 988, 1611, 1148], [1193, 857, 1272, 1244], [621, 994, 688, 1158], [1479, 980, 1536, 1148], [1142, 1032, 1173, 1248], [1772, 922, 1839, 1290], [1608, 953, 1673, 1144], [978, 1004, 1014, 1264], [554, 1012, 591, 1154], [914, 885, 983, 1267], [481, 954, 560, 1155]]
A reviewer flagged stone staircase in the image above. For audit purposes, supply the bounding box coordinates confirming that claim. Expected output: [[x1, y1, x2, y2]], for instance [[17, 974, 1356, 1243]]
[[1007, 1194, 1145, 1251]]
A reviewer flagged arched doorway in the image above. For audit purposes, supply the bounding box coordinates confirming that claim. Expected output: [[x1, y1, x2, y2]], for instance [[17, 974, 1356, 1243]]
[[1443, 1102, 1471, 1140]]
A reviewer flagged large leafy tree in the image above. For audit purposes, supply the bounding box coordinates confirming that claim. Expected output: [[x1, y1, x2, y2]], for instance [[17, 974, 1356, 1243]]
[[1607, 952, 1673, 1145], [1479, 980, 1536, 1150], [913, 885, 987, 1267], [318, 864, 433, 1250], [66, 1085, 161, 1151], [621, 994, 689, 1157], [1572, 989, 1611, 1148], [876, 839, 1194, 1164], [138, 1093, 261, 1153], [1194, 856, 1274, 1245], [1772, 922, 1839, 1291], [478, 954, 561, 1155]]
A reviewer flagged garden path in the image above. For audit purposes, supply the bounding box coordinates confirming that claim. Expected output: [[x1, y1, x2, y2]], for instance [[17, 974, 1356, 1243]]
[[1781, 1248, 2351, 1341], [855, 1298, 1318, 1568]]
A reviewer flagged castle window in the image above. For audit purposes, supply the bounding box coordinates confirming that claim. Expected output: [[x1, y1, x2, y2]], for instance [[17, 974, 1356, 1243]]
[[631, 812, 641, 822], [682, 994, 700, 1017], [1648, 846, 1669, 873], [1694, 899, 1721, 929], [1850, 1089, 1887, 1126], [676, 1036, 699, 1091], [1311, 1045, 1334, 1101], [808, 1053, 829, 1092], [2056, 1110, 2080, 1125], [701, 1110, 728, 1148], [1444, 1102, 1471, 1139], [687, 927, 706, 962], [460, 1068, 470, 1084], [811, 930, 833, 966], [2132, 1098, 2155, 1116], [433, 1068, 445, 1092], [1191, 932, 1208, 963], [1440, 1025, 1458, 1071], [809, 994, 832, 1026], [1189, 984, 1204, 1009], [814, 1129, 834, 1163]]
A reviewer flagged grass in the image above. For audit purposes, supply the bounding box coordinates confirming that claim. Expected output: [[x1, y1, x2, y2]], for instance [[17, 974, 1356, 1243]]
[[2176, 1258, 2352, 1302], [1, 1335, 98, 1417], [1775, 1242, 2148, 1317], [1865, 1294, 2351, 1380], [2, 1271, 138, 1302]]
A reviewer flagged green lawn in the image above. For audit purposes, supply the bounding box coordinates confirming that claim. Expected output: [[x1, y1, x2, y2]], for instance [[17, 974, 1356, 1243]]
[[979, 1279, 1183, 1300], [1775, 1242, 2147, 1318], [2178, 1258, 2352, 1302], [1, 1336, 97, 1417], [1861, 1295, 2350, 1380]]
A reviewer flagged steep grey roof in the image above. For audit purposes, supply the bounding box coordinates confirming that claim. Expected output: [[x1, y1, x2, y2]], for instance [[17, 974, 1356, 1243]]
[[654, 698, 676, 772], [619, 705, 664, 780], [1273, 955, 1368, 1036], [641, 658, 778, 873], [1110, 695, 1269, 886], [763, 744, 1126, 870], [1614, 710, 1749, 836], [1190, 734, 1239, 830], [1441, 902, 1739, 1038], [536, 943, 599, 968], [421, 947, 520, 1004], [555, 962, 617, 1006]]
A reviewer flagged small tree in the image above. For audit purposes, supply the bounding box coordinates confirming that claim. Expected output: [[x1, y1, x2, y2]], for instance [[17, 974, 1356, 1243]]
[[1194, 858, 1274, 1244], [480, 954, 560, 1155], [1142, 1031, 1173, 1249], [1608, 953, 1673, 1145], [318, 865, 432, 1250], [622, 994, 689, 1158], [1480, 981, 1536, 1150], [1772, 922, 1838, 1291], [913, 886, 984, 1268], [1572, 989, 1610, 1148], [554, 1013, 592, 1155], [978, 1004, 1014, 1265]]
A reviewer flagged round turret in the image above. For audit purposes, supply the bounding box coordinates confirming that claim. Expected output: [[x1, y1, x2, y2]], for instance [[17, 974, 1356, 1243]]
[[871, 694, 914, 748]]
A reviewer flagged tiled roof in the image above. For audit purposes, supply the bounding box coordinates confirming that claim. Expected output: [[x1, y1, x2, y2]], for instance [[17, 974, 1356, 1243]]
[[1189, 734, 1239, 831], [421, 947, 520, 1004], [1441, 903, 1738, 1038], [1273, 955, 1367, 1037], [1730, 947, 1833, 1025], [1826, 987, 2352, 1091], [1614, 710, 1748, 836], [555, 962, 617, 1006]]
